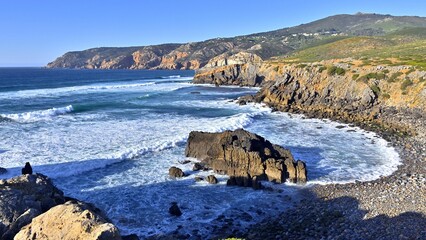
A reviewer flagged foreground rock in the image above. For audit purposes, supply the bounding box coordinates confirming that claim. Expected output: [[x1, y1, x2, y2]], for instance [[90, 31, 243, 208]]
[[0, 174, 125, 239], [15, 200, 121, 240], [185, 129, 307, 187], [0, 174, 65, 239]]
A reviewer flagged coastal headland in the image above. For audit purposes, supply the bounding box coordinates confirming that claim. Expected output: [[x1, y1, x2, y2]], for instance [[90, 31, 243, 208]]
[[1, 12, 425, 239]]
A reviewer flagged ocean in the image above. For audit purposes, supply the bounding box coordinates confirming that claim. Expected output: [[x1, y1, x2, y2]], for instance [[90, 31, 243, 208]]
[[0, 68, 401, 238]]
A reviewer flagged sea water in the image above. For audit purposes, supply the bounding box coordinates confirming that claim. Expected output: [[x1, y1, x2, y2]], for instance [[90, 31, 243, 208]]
[[0, 68, 400, 238]]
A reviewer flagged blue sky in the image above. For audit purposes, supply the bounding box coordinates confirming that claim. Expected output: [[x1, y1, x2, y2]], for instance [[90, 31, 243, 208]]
[[1, 0, 425, 67]]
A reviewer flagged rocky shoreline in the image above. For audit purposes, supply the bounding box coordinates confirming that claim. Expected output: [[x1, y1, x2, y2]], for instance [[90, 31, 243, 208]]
[[244, 108, 426, 239], [192, 59, 426, 239]]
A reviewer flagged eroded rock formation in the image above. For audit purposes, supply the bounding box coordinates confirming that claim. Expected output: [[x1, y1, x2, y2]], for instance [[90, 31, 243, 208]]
[[0, 174, 124, 240], [194, 60, 426, 136], [193, 52, 265, 86], [14, 200, 121, 240], [0, 174, 65, 239], [185, 129, 307, 187]]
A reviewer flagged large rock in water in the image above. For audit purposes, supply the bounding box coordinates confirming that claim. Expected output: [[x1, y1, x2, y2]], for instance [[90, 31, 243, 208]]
[[185, 129, 307, 186], [14, 200, 122, 240], [168, 166, 185, 178], [0, 174, 65, 239]]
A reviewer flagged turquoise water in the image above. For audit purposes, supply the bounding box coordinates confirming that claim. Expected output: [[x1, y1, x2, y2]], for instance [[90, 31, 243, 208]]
[[0, 68, 400, 238]]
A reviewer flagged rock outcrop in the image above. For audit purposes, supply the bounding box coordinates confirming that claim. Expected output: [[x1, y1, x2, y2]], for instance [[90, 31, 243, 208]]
[[0, 174, 65, 239], [193, 162, 207, 171], [14, 200, 121, 240], [195, 60, 426, 136], [169, 167, 185, 178], [0, 174, 125, 240], [185, 129, 307, 187], [193, 52, 265, 86], [206, 175, 218, 184]]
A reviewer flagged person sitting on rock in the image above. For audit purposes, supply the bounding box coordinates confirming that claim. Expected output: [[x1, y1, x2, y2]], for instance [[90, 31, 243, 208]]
[[21, 162, 33, 175]]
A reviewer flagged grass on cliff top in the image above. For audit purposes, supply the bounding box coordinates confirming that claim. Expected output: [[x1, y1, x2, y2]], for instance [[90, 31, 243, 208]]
[[274, 28, 426, 69]]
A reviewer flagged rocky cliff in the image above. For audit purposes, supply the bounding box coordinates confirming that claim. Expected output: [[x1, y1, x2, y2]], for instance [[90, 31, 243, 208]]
[[194, 58, 426, 135], [47, 13, 426, 70]]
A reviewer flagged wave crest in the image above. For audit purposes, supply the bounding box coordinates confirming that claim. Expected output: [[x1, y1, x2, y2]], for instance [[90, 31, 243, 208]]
[[1, 105, 74, 123]]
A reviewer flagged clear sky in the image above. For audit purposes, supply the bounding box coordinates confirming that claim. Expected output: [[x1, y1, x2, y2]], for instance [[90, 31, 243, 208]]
[[1, 0, 425, 67]]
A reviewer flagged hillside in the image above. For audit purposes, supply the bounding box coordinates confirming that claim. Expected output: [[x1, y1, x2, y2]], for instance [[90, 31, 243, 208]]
[[276, 27, 426, 70], [47, 13, 426, 70]]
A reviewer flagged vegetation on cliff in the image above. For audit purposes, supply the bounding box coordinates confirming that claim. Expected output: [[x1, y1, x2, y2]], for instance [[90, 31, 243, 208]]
[[47, 13, 426, 70], [277, 27, 426, 70]]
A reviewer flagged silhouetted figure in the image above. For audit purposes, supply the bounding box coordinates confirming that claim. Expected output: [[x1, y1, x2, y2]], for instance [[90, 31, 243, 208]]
[[21, 162, 33, 175]]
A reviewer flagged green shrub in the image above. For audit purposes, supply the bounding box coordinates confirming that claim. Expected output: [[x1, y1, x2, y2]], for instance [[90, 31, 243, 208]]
[[382, 69, 390, 74], [370, 85, 381, 96], [401, 78, 413, 90], [318, 66, 327, 73], [362, 72, 386, 80], [296, 63, 307, 69], [382, 93, 391, 99], [335, 67, 346, 76], [327, 66, 346, 76], [273, 66, 279, 72], [388, 72, 403, 83], [419, 77, 425, 82], [352, 74, 360, 81], [327, 66, 337, 75]]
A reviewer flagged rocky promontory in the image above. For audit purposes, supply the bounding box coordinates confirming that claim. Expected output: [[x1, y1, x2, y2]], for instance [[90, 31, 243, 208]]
[[192, 55, 426, 239], [195, 57, 426, 136], [185, 129, 307, 187], [0, 174, 125, 240]]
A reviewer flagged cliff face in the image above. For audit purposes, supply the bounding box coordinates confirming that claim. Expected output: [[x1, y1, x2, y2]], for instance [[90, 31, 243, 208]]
[[194, 57, 426, 134], [47, 14, 426, 70], [193, 52, 265, 86]]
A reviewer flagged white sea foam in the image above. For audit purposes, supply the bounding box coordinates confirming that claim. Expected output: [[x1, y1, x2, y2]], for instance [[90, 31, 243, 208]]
[[245, 109, 402, 184], [0, 105, 74, 123], [0, 76, 404, 238], [162, 75, 180, 79], [0, 81, 191, 100]]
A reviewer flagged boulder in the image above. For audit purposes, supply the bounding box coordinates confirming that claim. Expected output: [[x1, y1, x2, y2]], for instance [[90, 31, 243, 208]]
[[206, 175, 218, 184], [169, 202, 182, 217], [0, 174, 65, 239], [192, 162, 208, 171], [168, 167, 185, 178], [185, 129, 307, 187], [194, 176, 204, 182], [2, 208, 41, 240], [296, 160, 308, 183], [14, 200, 122, 240]]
